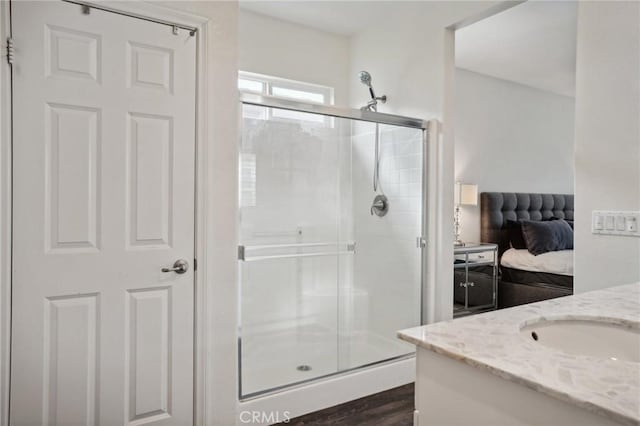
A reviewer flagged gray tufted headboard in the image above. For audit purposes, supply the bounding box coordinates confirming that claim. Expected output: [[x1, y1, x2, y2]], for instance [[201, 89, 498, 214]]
[[481, 192, 574, 256]]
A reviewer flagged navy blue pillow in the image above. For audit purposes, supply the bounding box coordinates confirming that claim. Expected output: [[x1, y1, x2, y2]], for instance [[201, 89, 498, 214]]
[[506, 220, 527, 249], [547, 216, 574, 229], [521, 219, 574, 256]]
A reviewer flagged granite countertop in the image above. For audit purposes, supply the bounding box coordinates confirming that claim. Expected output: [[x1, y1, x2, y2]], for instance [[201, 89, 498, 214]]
[[398, 283, 640, 426]]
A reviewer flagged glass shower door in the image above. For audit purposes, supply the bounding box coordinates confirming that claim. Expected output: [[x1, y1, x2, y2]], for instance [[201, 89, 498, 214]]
[[238, 99, 426, 398], [238, 104, 352, 396]]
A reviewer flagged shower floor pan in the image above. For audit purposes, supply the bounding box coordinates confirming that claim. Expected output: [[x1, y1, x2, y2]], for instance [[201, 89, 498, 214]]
[[240, 326, 414, 397]]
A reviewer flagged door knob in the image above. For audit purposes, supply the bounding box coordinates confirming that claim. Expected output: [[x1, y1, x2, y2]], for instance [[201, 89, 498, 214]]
[[162, 259, 189, 274]]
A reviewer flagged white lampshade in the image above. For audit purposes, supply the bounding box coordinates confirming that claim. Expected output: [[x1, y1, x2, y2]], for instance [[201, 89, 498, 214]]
[[455, 183, 478, 206]]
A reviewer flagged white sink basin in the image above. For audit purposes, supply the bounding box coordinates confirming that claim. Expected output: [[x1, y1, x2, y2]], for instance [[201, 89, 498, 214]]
[[521, 319, 640, 363]]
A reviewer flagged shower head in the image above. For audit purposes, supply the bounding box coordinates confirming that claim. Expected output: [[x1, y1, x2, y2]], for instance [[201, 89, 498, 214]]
[[358, 71, 386, 111], [358, 71, 372, 87]]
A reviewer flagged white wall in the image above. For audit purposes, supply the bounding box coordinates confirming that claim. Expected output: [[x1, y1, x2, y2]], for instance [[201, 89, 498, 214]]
[[349, 2, 500, 118], [239, 10, 350, 106], [455, 68, 575, 243], [573, 1, 640, 292], [349, 1, 501, 322]]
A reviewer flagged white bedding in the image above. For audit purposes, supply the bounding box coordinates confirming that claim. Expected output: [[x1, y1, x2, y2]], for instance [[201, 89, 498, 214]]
[[501, 248, 573, 276]]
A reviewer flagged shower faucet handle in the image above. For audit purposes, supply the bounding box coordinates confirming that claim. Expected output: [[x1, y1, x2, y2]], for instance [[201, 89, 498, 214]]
[[370, 201, 382, 215], [370, 195, 389, 217]]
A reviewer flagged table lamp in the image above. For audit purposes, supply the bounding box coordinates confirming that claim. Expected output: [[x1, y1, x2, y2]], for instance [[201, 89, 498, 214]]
[[454, 182, 478, 246]]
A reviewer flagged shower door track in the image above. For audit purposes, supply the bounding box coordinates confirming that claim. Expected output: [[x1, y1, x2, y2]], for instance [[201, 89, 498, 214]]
[[240, 93, 430, 130]]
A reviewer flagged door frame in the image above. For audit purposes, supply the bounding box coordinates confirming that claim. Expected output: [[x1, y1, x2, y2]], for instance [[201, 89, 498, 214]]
[[0, 2, 223, 425], [0, 2, 11, 425]]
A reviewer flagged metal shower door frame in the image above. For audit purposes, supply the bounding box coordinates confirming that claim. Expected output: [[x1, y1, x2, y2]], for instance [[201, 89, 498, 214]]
[[237, 93, 430, 398], [240, 93, 430, 130]]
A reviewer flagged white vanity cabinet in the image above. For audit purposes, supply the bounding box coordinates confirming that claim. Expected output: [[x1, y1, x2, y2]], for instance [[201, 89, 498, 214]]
[[399, 283, 640, 426]]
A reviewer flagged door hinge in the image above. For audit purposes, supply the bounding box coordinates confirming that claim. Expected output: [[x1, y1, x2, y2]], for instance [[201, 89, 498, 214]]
[[6, 37, 14, 65], [416, 237, 427, 248], [193, 258, 198, 271]]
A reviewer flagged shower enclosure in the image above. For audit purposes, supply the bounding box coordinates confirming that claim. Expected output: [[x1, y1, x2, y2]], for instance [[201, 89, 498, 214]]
[[238, 93, 428, 397]]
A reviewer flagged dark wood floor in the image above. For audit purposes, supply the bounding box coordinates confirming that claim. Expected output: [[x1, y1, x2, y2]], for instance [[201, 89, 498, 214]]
[[285, 383, 414, 426]]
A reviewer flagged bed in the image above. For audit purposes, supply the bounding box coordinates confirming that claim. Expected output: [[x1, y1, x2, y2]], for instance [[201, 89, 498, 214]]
[[480, 192, 574, 308]]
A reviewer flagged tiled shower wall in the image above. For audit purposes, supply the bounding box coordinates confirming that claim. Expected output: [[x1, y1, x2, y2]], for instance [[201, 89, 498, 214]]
[[350, 123, 423, 356]]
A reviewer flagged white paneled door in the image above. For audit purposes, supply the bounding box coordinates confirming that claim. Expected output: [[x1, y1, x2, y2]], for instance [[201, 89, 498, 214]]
[[11, 2, 196, 425]]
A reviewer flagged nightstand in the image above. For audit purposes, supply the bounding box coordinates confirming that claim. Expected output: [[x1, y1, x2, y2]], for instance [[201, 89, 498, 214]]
[[453, 243, 498, 318]]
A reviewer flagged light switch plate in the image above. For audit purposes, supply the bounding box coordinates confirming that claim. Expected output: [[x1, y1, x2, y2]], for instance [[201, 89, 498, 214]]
[[594, 214, 604, 230], [592, 211, 640, 237]]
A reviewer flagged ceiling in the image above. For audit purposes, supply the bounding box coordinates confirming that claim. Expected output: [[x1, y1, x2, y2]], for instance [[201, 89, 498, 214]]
[[456, 1, 577, 97], [240, 0, 578, 97]]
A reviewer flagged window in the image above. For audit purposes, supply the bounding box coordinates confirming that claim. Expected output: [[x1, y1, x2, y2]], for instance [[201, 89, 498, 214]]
[[238, 71, 334, 105], [238, 71, 334, 125]]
